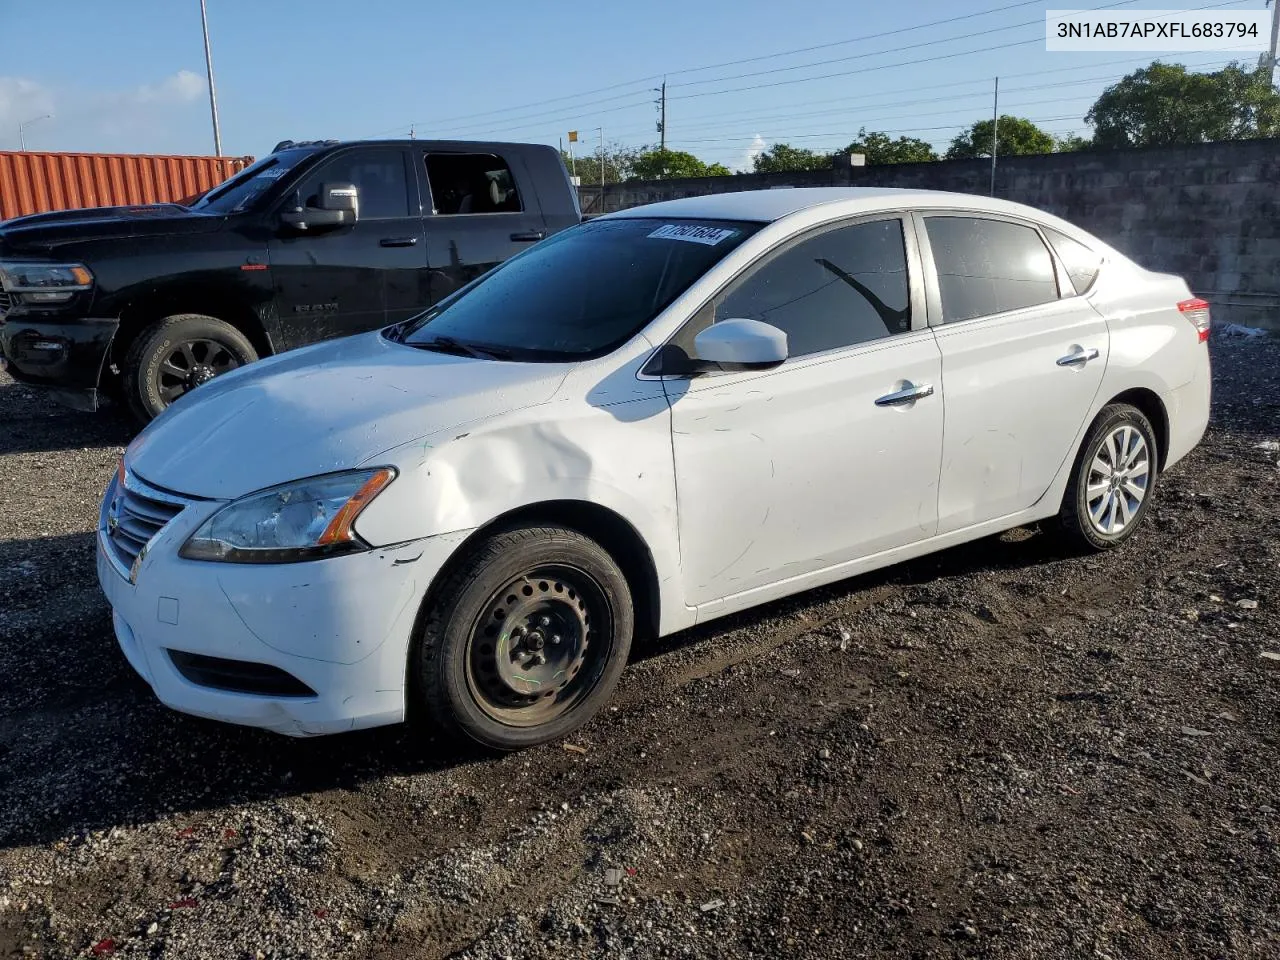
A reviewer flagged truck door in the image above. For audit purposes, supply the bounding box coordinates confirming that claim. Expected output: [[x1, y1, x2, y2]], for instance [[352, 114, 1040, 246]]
[[267, 146, 428, 348], [417, 150, 550, 302]]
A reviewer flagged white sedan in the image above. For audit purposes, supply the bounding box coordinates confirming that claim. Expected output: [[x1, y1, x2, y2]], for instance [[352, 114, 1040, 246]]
[[97, 188, 1211, 749]]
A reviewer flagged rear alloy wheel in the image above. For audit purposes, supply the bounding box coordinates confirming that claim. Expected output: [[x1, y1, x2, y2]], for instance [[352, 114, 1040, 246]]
[[413, 525, 633, 750], [123, 314, 258, 424], [1058, 402, 1159, 551]]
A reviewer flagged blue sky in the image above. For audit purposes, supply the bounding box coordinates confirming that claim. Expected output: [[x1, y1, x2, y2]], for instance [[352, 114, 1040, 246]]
[[0, 0, 1269, 168]]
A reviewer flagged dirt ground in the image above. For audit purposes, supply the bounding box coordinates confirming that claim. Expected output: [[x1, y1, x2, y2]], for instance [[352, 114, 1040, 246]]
[[1, 332, 1277, 960]]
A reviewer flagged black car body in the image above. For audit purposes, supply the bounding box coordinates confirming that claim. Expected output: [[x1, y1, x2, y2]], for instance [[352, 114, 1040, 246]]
[[0, 139, 581, 421]]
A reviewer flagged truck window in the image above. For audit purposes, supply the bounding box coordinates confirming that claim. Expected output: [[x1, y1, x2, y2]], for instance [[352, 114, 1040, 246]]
[[193, 149, 311, 214], [283, 149, 411, 220], [424, 153, 522, 215]]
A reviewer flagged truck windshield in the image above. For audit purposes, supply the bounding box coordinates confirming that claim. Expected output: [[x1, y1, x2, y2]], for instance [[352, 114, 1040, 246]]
[[192, 150, 312, 214], [400, 217, 760, 360]]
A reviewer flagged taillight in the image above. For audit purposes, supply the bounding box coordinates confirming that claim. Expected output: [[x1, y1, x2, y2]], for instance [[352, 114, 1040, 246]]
[[1178, 298, 1211, 343]]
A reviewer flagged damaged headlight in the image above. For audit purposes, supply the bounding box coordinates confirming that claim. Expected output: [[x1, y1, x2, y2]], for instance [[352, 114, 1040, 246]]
[[179, 468, 395, 563]]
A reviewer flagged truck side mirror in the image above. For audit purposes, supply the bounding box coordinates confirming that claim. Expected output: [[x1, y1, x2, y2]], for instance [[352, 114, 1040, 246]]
[[280, 182, 360, 231]]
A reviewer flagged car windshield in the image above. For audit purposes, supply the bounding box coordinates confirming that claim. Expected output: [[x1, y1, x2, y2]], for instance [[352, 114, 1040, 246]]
[[192, 149, 312, 214], [400, 217, 760, 360]]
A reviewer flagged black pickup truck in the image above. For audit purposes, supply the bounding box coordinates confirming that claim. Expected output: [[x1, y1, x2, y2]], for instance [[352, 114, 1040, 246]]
[[0, 139, 581, 422]]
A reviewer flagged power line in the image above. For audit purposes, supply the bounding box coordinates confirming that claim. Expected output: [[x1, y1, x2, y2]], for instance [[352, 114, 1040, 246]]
[[663, 0, 1048, 78], [669, 0, 1256, 101], [363, 0, 1052, 137], [665, 116, 1082, 145], [417, 0, 1258, 141], [598, 56, 1243, 141], [662, 47, 1246, 130], [670, 0, 1143, 90]]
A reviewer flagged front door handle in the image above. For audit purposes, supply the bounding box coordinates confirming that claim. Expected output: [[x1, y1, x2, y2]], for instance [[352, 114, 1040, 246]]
[[380, 237, 419, 247], [1056, 346, 1100, 367], [510, 230, 545, 242], [875, 381, 935, 407]]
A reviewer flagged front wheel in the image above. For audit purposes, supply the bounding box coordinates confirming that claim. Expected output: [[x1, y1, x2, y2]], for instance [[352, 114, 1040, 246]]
[[1057, 402, 1159, 551], [123, 314, 258, 424], [412, 525, 634, 751]]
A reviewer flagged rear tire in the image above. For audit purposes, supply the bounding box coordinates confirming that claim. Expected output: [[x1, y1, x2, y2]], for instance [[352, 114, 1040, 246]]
[[412, 525, 634, 751], [1057, 402, 1159, 552], [123, 314, 257, 424]]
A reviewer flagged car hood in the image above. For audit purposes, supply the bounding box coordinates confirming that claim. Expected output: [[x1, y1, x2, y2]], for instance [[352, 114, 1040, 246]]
[[0, 205, 221, 254], [125, 332, 570, 500]]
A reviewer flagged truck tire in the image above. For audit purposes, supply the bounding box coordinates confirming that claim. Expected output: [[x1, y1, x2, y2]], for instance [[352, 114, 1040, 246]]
[[411, 524, 634, 751], [123, 314, 258, 424]]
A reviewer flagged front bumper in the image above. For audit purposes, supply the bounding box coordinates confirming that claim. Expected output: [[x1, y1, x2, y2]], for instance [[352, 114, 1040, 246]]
[[0, 314, 118, 410], [95, 472, 470, 736]]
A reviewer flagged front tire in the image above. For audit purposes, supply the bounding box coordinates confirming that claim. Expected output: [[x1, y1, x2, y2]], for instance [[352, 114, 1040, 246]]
[[412, 525, 634, 751], [123, 314, 258, 424], [1057, 402, 1159, 551]]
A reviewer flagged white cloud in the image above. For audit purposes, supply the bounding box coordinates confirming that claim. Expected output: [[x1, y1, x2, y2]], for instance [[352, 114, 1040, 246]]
[[0, 70, 210, 151], [735, 133, 766, 173], [130, 70, 205, 105], [0, 77, 57, 135]]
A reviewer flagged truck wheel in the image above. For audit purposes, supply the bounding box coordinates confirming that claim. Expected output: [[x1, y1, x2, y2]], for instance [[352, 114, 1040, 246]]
[[412, 525, 634, 751], [123, 314, 258, 423]]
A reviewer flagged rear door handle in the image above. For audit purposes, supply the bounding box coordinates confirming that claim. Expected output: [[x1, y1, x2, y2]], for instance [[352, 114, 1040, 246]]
[[1056, 346, 1100, 367], [380, 237, 419, 247], [510, 230, 545, 242], [875, 382, 935, 407]]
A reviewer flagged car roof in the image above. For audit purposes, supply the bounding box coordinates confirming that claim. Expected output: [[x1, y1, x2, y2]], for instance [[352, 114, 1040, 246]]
[[598, 187, 1051, 225]]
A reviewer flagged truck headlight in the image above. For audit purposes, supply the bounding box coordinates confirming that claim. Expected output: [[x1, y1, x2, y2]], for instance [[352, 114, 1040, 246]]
[[179, 468, 396, 563], [0, 261, 94, 303]]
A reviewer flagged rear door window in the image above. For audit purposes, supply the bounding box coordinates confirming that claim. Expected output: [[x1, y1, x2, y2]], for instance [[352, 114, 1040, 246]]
[[425, 153, 522, 214], [924, 216, 1059, 323], [1043, 227, 1103, 295]]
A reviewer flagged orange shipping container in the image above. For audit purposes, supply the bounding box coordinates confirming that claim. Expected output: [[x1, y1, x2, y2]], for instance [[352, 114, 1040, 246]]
[[0, 150, 255, 222]]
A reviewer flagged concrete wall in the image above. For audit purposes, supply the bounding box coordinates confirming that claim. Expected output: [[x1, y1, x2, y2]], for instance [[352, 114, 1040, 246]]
[[579, 139, 1280, 330]]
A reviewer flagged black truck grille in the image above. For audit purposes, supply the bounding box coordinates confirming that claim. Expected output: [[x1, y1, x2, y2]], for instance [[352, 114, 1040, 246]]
[[106, 479, 186, 571], [0, 291, 11, 315]]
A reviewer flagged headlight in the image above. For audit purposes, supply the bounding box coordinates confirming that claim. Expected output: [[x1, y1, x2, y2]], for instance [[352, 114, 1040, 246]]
[[179, 468, 396, 563], [0, 260, 94, 303]]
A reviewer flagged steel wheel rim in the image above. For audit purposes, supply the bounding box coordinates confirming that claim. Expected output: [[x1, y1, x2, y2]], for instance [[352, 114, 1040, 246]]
[[155, 338, 241, 403], [1086, 424, 1150, 536], [464, 564, 614, 728]]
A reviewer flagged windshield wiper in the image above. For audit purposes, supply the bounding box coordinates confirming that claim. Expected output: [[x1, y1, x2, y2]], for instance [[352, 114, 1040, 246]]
[[409, 335, 510, 361]]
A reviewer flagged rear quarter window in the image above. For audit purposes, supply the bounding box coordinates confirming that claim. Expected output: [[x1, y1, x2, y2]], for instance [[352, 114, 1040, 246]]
[[1043, 227, 1103, 295]]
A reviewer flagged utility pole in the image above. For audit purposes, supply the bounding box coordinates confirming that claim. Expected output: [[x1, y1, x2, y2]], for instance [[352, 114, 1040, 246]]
[[1268, 0, 1279, 87], [656, 78, 666, 151], [990, 77, 999, 197], [199, 0, 223, 156], [598, 126, 605, 213]]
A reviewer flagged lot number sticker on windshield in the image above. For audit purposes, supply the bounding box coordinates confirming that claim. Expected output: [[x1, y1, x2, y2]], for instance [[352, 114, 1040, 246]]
[[648, 224, 737, 245]]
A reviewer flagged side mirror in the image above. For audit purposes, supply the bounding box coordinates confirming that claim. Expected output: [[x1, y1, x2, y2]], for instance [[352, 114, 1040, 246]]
[[693, 318, 788, 368], [279, 182, 360, 231]]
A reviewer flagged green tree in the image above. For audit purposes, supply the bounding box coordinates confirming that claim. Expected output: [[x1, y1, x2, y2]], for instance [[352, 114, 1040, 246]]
[[1085, 61, 1280, 149], [752, 143, 832, 174], [560, 144, 642, 185], [629, 149, 729, 180], [945, 116, 1055, 159], [842, 127, 937, 164], [1054, 132, 1093, 152]]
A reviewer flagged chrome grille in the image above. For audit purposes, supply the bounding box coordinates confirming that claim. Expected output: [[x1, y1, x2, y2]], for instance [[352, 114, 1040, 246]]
[[104, 473, 189, 574]]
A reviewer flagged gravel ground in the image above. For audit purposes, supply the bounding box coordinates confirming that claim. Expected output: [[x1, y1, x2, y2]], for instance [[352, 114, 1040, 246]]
[[1, 332, 1278, 960]]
